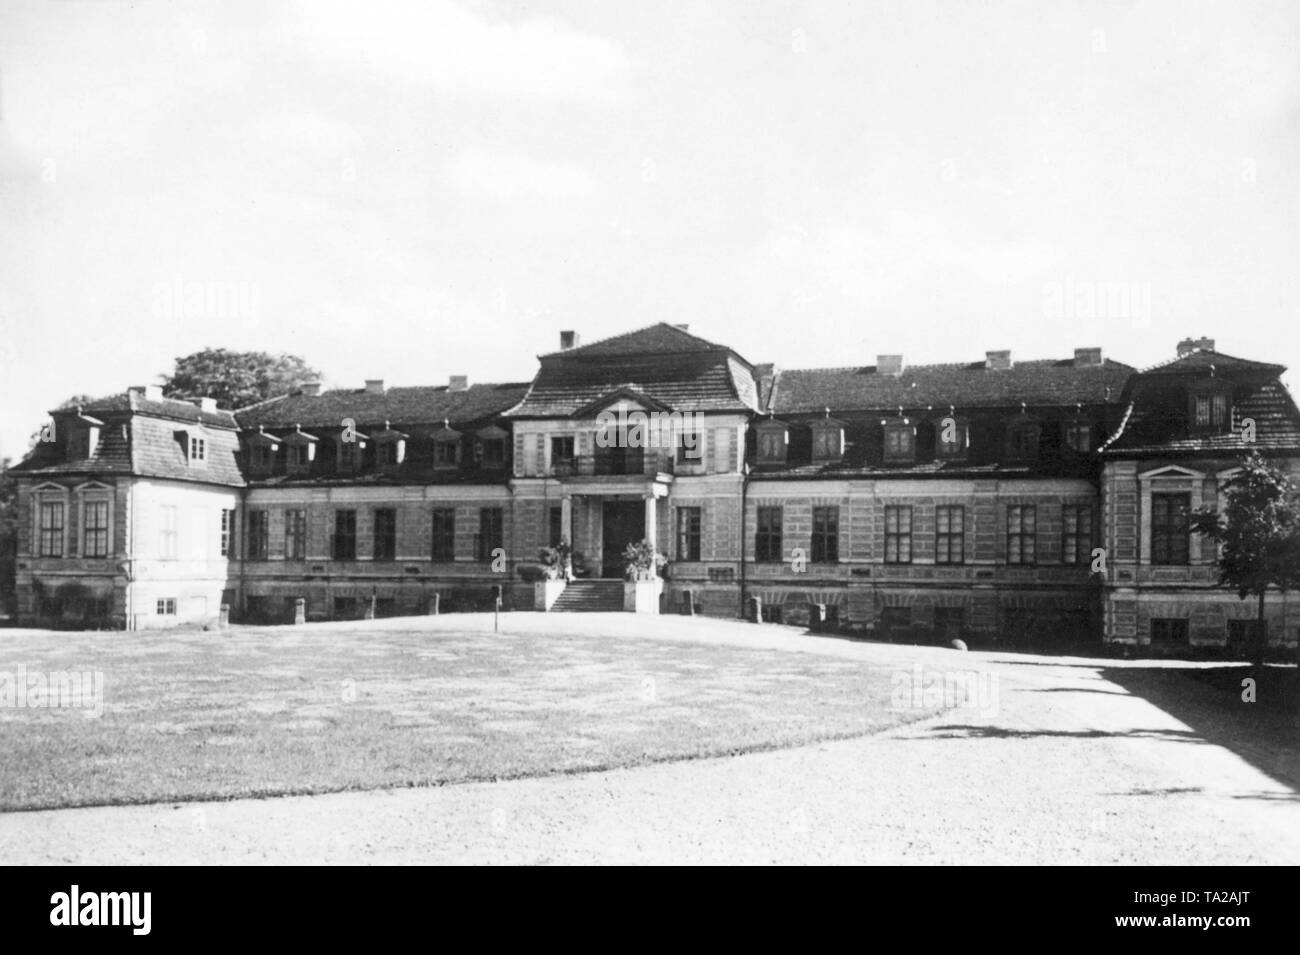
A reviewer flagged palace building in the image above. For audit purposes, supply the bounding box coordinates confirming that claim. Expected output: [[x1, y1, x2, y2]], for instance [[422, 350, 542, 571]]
[[11, 324, 1300, 654]]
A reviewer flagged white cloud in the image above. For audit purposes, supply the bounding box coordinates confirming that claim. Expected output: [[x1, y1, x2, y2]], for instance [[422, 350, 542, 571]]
[[285, 0, 629, 101], [443, 148, 597, 201]]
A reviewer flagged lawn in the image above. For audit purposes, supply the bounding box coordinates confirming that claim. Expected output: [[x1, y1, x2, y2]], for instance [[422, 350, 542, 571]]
[[0, 615, 937, 810]]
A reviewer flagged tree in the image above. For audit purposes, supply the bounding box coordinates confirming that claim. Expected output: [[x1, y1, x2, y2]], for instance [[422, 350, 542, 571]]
[[1192, 452, 1300, 667], [162, 349, 323, 410]]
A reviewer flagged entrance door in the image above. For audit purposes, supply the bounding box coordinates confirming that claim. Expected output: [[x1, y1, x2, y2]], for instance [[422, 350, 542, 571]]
[[601, 500, 645, 578]]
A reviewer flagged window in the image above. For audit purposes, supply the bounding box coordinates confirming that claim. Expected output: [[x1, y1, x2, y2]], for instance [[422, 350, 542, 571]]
[[333, 510, 357, 560], [883, 426, 915, 462], [1151, 493, 1190, 565], [549, 506, 563, 548], [373, 508, 396, 561], [378, 442, 400, 466], [1192, 390, 1230, 431], [189, 436, 206, 462], [937, 418, 967, 458], [1007, 505, 1036, 565], [1064, 422, 1092, 453], [247, 510, 269, 561], [884, 506, 912, 563], [935, 505, 964, 564], [156, 598, 176, 616], [811, 426, 842, 461], [289, 444, 311, 469], [480, 438, 505, 468], [431, 508, 456, 561], [677, 507, 702, 561], [220, 508, 235, 557], [339, 441, 358, 469], [1150, 618, 1189, 647], [433, 439, 458, 468], [252, 444, 273, 469], [38, 501, 64, 557], [551, 436, 575, 472], [159, 505, 178, 559], [677, 429, 702, 464], [1007, 423, 1040, 460], [83, 500, 109, 558], [755, 506, 783, 562], [478, 507, 504, 561], [284, 509, 306, 560], [811, 506, 839, 563], [756, 427, 787, 463], [1062, 504, 1092, 565], [879, 606, 912, 637]]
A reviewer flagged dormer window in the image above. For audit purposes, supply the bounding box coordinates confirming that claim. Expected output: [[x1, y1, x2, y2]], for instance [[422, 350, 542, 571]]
[[189, 436, 206, 463], [282, 427, 319, 476], [247, 429, 281, 473], [253, 444, 273, 469], [883, 421, 916, 463], [372, 423, 408, 469], [337, 427, 369, 472], [1064, 420, 1092, 453], [810, 418, 845, 463], [1189, 382, 1231, 433], [1006, 419, 1041, 461], [936, 416, 968, 459], [754, 419, 789, 465], [475, 425, 508, 470], [432, 422, 463, 469]]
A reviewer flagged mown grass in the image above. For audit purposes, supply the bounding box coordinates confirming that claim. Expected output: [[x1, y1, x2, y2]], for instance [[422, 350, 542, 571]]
[[0, 617, 933, 810]]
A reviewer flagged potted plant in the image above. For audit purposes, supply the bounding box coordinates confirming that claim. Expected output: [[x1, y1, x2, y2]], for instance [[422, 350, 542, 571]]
[[533, 539, 573, 611], [622, 539, 665, 613]]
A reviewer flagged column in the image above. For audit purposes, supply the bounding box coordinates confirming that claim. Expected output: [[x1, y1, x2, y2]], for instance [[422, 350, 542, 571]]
[[644, 495, 657, 551]]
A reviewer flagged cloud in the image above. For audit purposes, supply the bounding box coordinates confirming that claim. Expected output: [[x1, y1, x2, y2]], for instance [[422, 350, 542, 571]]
[[285, 0, 629, 101], [443, 148, 597, 201]]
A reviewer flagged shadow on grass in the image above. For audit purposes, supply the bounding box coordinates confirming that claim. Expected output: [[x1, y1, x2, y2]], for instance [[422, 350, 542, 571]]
[[927, 724, 1206, 743]]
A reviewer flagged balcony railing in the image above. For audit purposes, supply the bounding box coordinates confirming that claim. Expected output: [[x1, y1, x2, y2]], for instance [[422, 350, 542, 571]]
[[549, 452, 701, 478]]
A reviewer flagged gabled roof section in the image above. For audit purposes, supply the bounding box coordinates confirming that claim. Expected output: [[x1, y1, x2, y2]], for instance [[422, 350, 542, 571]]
[[235, 382, 531, 431], [1138, 349, 1284, 377], [572, 385, 676, 419], [540, 322, 729, 358], [769, 357, 1134, 414], [510, 323, 761, 417]]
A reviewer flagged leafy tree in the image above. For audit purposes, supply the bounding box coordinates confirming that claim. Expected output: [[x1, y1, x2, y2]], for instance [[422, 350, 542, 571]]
[[1192, 452, 1300, 667], [162, 349, 323, 410]]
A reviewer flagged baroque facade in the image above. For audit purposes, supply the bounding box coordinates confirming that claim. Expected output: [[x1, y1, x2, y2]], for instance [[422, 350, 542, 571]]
[[12, 324, 1300, 654]]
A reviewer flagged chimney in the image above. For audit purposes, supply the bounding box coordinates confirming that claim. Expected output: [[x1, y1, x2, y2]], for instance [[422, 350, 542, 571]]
[[673, 324, 690, 332], [449, 375, 469, 392], [364, 379, 385, 395], [197, 397, 218, 413], [876, 354, 904, 376], [1177, 337, 1215, 357], [143, 384, 164, 401], [298, 381, 322, 397], [560, 330, 580, 351], [985, 350, 1012, 371], [1073, 347, 1103, 368]]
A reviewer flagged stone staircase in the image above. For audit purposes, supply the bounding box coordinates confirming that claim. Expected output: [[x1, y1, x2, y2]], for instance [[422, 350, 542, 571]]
[[549, 580, 625, 612]]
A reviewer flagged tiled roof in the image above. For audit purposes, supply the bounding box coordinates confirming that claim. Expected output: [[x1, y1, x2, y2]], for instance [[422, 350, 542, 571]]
[[540, 323, 731, 358], [236, 382, 531, 430], [55, 391, 239, 429], [769, 358, 1134, 413], [1138, 349, 1285, 376], [13, 393, 244, 485], [1103, 380, 1300, 454], [508, 351, 758, 416], [750, 460, 1031, 480]]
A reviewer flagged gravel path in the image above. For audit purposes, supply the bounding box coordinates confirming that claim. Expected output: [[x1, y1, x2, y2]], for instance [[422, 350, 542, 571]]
[[3, 617, 1297, 864]]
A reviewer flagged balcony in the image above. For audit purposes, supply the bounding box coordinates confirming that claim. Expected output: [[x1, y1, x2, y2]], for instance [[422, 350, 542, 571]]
[[549, 452, 691, 478]]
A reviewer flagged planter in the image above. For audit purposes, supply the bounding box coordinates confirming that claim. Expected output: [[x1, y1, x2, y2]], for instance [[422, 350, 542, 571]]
[[535, 579, 567, 611], [624, 578, 663, 614]]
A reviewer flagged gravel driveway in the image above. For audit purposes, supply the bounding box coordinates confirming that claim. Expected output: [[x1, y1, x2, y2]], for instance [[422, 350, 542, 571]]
[[3, 619, 1297, 864]]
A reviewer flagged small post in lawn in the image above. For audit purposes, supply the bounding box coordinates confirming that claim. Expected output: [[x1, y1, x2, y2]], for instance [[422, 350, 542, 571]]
[[492, 584, 502, 632]]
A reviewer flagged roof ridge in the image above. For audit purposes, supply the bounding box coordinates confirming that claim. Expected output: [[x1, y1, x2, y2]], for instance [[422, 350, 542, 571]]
[[540, 322, 725, 358]]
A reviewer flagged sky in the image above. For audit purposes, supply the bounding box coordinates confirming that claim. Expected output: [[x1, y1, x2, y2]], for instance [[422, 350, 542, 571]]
[[1, 0, 1298, 459]]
